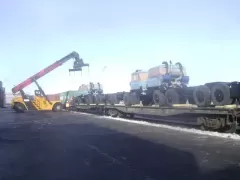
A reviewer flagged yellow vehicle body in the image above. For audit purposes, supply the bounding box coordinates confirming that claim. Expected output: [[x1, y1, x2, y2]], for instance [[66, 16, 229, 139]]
[[11, 95, 63, 113]]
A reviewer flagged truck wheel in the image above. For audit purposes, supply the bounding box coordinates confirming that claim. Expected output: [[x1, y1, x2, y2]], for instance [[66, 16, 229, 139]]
[[14, 102, 26, 113], [104, 95, 110, 104], [142, 99, 151, 106], [94, 94, 105, 104], [211, 83, 232, 106], [107, 94, 116, 105], [193, 85, 211, 107], [94, 95, 100, 105], [130, 92, 140, 105], [107, 95, 113, 105], [153, 90, 166, 106], [165, 89, 180, 106], [99, 94, 106, 104], [123, 93, 132, 106], [101, 94, 106, 104], [76, 96, 83, 104], [112, 94, 120, 105], [85, 95, 93, 105], [187, 97, 195, 104], [95, 94, 105, 104], [53, 102, 63, 112]]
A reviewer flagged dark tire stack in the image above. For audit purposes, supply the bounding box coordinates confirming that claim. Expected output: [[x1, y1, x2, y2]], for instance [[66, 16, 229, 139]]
[[141, 95, 152, 106], [122, 83, 234, 108], [105, 94, 120, 105], [193, 85, 211, 107], [94, 94, 105, 104], [76, 96, 84, 104], [193, 83, 233, 107], [123, 93, 133, 106], [105, 94, 111, 105], [110, 94, 120, 105], [84, 95, 94, 105], [130, 92, 141, 105], [210, 83, 232, 106], [94, 95, 100, 105], [152, 88, 185, 107], [123, 92, 141, 106]]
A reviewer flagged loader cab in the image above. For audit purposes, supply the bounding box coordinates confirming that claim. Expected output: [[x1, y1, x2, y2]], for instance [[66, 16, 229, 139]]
[[21, 91, 34, 101], [34, 90, 42, 97]]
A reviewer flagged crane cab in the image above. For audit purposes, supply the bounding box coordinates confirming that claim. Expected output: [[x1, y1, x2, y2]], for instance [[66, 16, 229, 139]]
[[12, 90, 63, 113]]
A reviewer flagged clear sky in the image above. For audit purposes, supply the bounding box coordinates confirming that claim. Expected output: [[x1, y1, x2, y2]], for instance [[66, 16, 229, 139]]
[[0, 0, 240, 94]]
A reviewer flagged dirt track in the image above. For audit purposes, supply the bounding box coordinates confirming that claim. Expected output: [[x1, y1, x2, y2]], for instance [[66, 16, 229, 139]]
[[0, 109, 240, 180]]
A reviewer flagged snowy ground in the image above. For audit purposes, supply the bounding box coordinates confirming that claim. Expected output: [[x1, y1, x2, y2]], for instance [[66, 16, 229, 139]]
[[0, 108, 240, 179]]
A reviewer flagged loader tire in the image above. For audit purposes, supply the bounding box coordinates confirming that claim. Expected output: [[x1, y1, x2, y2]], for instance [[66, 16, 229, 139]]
[[14, 102, 26, 113], [53, 102, 63, 112]]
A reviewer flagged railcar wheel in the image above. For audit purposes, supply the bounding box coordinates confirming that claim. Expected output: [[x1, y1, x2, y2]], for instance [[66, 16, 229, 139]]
[[128, 113, 134, 118], [108, 109, 119, 117], [118, 113, 127, 118], [221, 121, 237, 133]]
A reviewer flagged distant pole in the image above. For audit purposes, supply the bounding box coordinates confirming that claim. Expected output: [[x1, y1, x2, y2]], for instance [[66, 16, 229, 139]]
[[101, 66, 108, 89]]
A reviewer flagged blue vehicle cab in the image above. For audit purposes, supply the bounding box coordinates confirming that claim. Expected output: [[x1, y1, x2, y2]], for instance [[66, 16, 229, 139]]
[[126, 61, 190, 106]]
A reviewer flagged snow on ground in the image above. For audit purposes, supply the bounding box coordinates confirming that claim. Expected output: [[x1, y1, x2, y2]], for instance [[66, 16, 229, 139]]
[[71, 111, 240, 140]]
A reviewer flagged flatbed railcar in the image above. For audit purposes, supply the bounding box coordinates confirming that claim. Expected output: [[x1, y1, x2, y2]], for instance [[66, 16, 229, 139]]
[[71, 104, 240, 133]]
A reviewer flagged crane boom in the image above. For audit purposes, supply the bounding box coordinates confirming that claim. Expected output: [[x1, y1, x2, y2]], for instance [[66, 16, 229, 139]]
[[12, 51, 89, 94]]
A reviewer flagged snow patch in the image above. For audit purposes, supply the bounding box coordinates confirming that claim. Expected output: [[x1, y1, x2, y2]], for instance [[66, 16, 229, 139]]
[[71, 111, 240, 140], [71, 111, 93, 116]]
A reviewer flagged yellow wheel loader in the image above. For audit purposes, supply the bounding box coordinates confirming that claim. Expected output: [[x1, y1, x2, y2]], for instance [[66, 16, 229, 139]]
[[11, 51, 89, 113]]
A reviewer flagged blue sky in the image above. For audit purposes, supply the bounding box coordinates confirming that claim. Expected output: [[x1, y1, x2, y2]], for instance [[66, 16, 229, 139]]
[[0, 0, 240, 94]]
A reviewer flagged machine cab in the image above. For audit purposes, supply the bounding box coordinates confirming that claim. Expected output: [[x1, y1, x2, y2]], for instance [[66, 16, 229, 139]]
[[148, 62, 189, 85], [34, 90, 43, 97], [130, 70, 148, 91]]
